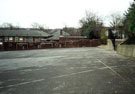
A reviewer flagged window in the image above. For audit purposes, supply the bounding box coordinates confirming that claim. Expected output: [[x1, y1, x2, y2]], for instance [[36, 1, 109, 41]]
[[0, 37, 2, 45], [19, 37, 23, 42], [25, 37, 29, 42], [28, 37, 33, 43], [0, 37, 3, 42], [15, 37, 18, 42], [0, 42, 2, 45], [5, 37, 8, 42], [9, 37, 13, 42], [35, 38, 40, 42]]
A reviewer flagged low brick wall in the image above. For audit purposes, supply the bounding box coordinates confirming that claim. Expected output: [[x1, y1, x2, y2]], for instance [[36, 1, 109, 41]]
[[40, 43, 53, 48], [0, 39, 103, 51], [117, 45, 135, 58], [59, 39, 102, 48]]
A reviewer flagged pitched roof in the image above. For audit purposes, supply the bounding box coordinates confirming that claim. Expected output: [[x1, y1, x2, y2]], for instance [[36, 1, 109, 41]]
[[48, 30, 70, 40], [0, 30, 50, 37]]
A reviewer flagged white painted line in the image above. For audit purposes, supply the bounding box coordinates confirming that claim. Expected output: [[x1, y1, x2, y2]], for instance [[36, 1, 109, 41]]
[[0, 61, 132, 90], [96, 58, 126, 80], [53, 67, 109, 78], [53, 69, 95, 78], [96, 58, 135, 90], [0, 67, 109, 89], [0, 79, 45, 89]]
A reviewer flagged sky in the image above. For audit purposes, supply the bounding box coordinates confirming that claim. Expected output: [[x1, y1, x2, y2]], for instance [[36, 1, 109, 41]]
[[0, 0, 133, 29]]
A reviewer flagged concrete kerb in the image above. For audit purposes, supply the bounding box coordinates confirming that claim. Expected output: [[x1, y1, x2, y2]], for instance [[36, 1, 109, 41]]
[[121, 45, 126, 56], [117, 44, 121, 54], [126, 45, 134, 57], [107, 39, 114, 51], [117, 44, 135, 58], [133, 45, 135, 57]]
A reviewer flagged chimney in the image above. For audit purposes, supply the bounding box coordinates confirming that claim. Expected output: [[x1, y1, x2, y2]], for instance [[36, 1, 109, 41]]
[[60, 30, 63, 35]]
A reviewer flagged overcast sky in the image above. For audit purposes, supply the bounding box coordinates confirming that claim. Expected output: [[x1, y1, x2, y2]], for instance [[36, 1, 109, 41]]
[[0, 0, 133, 29]]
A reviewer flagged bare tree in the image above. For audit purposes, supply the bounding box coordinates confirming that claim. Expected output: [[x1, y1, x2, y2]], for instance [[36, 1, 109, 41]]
[[31, 22, 47, 30], [31, 22, 40, 29], [63, 26, 81, 36], [109, 13, 129, 39], [0, 23, 20, 29], [109, 13, 123, 29]]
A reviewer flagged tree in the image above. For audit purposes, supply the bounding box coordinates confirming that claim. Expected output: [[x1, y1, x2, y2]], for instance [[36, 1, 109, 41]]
[[101, 28, 108, 44], [109, 13, 123, 29], [125, 1, 135, 36], [79, 10, 103, 38], [63, 26, 81, 36], [31, 22, 47, 30], [122, 1, 135, 44], [109, 12, 129, 39], [120, 16, 129, 38], [0, 23, 20, 29]]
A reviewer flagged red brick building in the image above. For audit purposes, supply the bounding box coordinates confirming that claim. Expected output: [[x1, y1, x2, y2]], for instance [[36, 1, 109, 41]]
[[0, 29, 51, 50]]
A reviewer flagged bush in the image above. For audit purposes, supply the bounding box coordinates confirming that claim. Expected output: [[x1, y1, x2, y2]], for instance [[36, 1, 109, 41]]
[[101, 28, 108, 44]]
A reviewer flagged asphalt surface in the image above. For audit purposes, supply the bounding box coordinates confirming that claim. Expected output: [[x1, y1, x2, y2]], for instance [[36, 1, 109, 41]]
[[0, 47, 135, 94]]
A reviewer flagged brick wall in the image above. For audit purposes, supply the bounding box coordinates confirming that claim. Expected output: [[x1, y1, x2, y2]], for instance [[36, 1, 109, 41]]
[[58, 39, 102, 48], [0, 36, 103, 51]]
